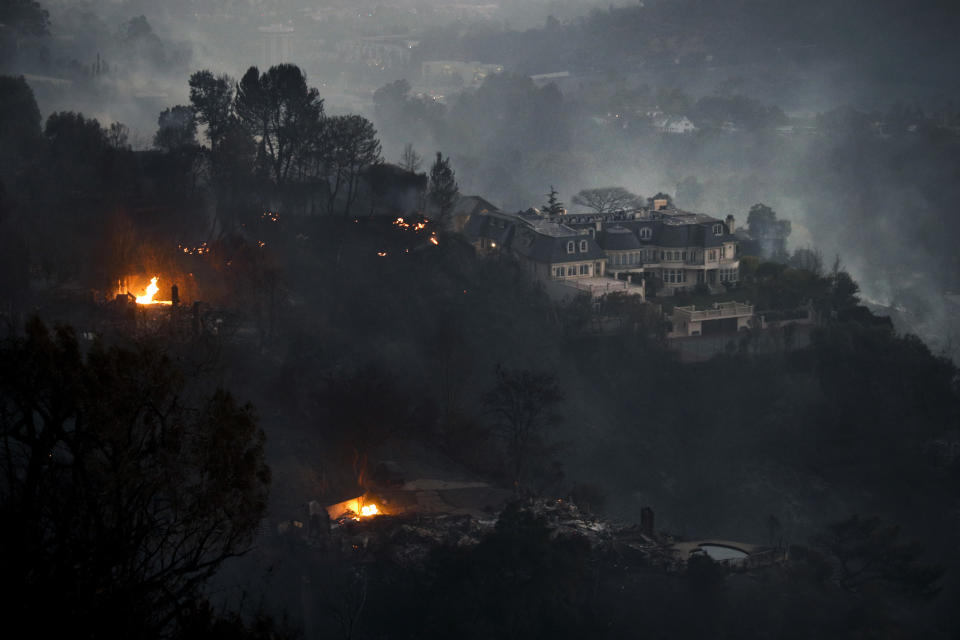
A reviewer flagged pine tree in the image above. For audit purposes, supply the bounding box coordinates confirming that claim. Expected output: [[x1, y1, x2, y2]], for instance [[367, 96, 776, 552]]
[[543, 185, 565, 216], [429, 151, 459, 224]]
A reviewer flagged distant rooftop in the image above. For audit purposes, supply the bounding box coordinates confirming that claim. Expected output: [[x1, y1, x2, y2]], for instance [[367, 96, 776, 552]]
[[660, 211, 717, 225], [529, 220, 578, 237]]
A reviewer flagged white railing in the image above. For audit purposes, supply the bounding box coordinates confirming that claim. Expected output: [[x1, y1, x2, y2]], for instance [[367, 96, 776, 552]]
[[674, 302, 753, 322]]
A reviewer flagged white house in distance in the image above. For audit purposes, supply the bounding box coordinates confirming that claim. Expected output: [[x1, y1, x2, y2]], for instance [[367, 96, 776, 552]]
[[653, 115, 697, 134], [463, 197, 742, 302], [558, 204, 740, 294]]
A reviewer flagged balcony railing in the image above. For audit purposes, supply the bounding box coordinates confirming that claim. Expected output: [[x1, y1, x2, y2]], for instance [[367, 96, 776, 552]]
[[673, 302, 753, 322]]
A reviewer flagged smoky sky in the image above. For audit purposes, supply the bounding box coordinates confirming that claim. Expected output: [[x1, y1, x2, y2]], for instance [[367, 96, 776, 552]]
[[6, 0, 960, 356]]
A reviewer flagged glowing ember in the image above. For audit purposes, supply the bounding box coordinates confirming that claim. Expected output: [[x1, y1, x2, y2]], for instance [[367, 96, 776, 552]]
[[178, 242, 210, 255], [394, 217, 427, 232], [134, 276, 172, 306], [429, 235, 439, 246], [359, 504, 379, 517]]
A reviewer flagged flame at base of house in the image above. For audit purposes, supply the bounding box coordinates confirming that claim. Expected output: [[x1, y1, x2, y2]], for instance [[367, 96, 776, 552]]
[[133, 276, 172, 305], [118, 276, 174, 306], [324, 494, 383, 521]]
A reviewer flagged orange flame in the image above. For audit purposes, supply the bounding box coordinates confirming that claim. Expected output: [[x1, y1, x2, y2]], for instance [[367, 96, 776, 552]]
[[134, 276, 172, 305], [360, 504, 379, 517]]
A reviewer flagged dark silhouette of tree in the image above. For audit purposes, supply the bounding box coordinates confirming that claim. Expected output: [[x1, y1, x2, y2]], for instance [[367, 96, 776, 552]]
[[119, 15, 156, 44], [0, 0, 49, 37], [0, 75, 41, 179], [829, 257, 860, 311], [235, 64, 324, 187], [0, 184, 29, 310], [188, 70, 234, 149], [814, 515, 942, 599], [399, 142, 422, 173], [543, 185, 565, 215], [572, 186, 640, 213], [414, 501, 593, 639], [789, 246, 824, 275], [154, 105, 198, 152], [0, 319, 270, 639], [746, 203, 791, 259], [43, 111, 108, 198], [428, 151, 459, 224], [372, 78, 411, 122], [482, 365, 563, 485], [324, 114, 381, 217], [117, 15, 169, 67], [319, 364, 425, 488], [106, 121, 130, 150], [373, 78, 445, 144]]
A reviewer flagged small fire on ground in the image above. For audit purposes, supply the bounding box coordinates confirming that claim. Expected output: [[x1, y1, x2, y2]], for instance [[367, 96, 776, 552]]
[[325, 495, 383, 521], [121, 276, 173, 305]]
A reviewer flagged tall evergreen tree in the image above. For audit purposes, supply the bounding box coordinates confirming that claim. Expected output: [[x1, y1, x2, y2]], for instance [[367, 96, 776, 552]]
[[543, 185, 565, 216], [428, 151, 459, 225]]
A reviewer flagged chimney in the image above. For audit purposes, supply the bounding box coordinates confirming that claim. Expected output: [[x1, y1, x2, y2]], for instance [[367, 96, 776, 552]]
[[725, 214, 735, 234]]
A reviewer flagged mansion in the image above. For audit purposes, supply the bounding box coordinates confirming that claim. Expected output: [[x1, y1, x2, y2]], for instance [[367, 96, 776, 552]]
[[463, 199, 740, 296]]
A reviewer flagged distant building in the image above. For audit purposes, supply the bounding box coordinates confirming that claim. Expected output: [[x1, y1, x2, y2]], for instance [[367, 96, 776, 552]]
[[450, 195, 500, 233], [652, 115, 697, 134], [560, 207, 740, 294], [421, 60, 503, 87], [465, 201, 739, 296], [669, 302, 756, 337], [512, 218, 609, 282]]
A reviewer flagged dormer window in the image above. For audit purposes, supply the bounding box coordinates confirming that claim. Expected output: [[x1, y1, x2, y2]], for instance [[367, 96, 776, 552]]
[[567, 241, 575, 254], [579, 240, 588, 252], [713, 223, 723, 236], [639, 227, 652, 240]]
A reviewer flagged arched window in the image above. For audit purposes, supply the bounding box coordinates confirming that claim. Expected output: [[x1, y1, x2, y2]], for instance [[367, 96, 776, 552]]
[[567, 241, 575, 254], [639, 227, 652, 240], [713, 223, 723, 236], [579, 240, 588, 252]]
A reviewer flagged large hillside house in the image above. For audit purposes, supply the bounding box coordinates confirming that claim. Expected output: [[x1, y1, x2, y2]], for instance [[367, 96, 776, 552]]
[[464, 201, 740, 296], [562, 209, 739, 293], [464, 208, 608, 280]]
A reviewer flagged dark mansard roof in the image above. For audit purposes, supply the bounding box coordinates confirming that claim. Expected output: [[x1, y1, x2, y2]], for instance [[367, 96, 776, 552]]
[[566, 210, 736, 248], [512, 223, 607, 264], [598, 225, 642, 251]]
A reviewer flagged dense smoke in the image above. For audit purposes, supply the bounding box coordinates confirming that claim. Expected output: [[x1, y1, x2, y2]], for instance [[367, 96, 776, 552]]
[[2, 2, 960, 637]]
